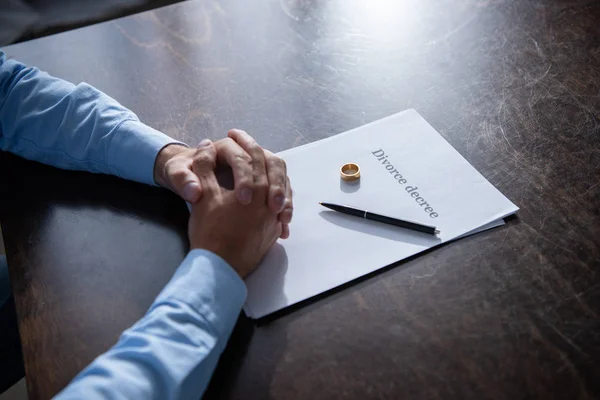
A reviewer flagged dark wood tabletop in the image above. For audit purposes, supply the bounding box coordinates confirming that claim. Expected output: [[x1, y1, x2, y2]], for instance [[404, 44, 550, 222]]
[[2, 0, 599, 398]]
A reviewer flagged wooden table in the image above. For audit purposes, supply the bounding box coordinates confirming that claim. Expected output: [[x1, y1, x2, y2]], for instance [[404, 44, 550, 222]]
[[2, 0, 599, 398]]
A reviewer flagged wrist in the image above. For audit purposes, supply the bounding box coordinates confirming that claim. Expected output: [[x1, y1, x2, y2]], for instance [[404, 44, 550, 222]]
[[153, 143, 189, 187], [190, 242, 243, 278]]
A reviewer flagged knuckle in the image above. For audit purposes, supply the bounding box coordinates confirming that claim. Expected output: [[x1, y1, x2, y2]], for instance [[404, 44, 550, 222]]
[[228, 128, 242, 137], [196, 152, 214, 164], [193, 152, 216, 169], [265, 153, 280, 166], [248, 141, 263, 157], [270, 183, 284, 194], [233, 152, 252, 167], [277, 172, 287, 186], [267, 156, 287, 178], [223, 137, 236, 146], [197, 139, 216, 151], [197, 139, 212, 148], [195, 143, 214, 156], [256, 180, 269, 192], [272, 175, 286, 189], [170, 168, 189, 182], [212, 138, 226, 151]]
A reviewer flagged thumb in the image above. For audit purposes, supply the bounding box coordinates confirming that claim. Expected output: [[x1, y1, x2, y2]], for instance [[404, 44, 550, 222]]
[[168, 166, 202, 203]]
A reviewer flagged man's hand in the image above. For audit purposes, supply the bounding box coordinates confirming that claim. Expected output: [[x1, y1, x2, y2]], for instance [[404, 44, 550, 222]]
[[154, 143, 202, 202], [188, 141, 281, 278], [223, 129, 293, 239], [153, 131, 294, 238]]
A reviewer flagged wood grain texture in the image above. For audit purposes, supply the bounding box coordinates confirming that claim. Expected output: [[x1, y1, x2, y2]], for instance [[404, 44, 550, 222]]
[[2, 0, 599, 398]]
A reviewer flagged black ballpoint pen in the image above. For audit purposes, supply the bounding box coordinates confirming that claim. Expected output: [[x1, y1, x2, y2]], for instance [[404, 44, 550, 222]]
[[319, 202, 440, 235]]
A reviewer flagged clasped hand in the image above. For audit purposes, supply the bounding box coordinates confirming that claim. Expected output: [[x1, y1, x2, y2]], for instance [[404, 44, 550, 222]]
[[154, 129, 293, 278]]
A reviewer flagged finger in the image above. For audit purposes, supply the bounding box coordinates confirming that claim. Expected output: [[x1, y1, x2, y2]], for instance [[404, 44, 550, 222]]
[[165, 140, 212, 203], [191, 141, 220, 197], [198, 170, 220, 200], [166, 162, 202, 203], [228, 129, 268, 196], [280, 223, 290, 239], [216, 138, 254, 204], [279, 208, 293, 225], [278, 177, 293, 224], [263, 149, 287, 213], [273, 221, 284, 243]]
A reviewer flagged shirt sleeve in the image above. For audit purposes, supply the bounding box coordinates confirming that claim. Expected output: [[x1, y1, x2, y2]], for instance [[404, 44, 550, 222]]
[[0, 51, 182, 185], [54, 249, 247, 400]]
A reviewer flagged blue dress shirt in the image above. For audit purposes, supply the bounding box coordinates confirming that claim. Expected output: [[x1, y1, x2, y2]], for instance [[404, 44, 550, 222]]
[[0, 51, 247, 399]]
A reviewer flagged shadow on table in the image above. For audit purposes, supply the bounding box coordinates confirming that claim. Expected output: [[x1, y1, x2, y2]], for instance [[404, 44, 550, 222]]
[[204, 246, 289, 400], [0, 153, 191, 397], [0, 152, 189, 243], [203, 315, 255, 399]]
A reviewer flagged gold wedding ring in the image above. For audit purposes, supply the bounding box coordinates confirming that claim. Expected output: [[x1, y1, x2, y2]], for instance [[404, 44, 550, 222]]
[[340, 163, 360, 182]]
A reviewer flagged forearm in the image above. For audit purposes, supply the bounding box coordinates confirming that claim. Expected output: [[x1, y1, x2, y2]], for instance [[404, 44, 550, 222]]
[[0, 51, 180, 185], [55, 250, 246, 400]]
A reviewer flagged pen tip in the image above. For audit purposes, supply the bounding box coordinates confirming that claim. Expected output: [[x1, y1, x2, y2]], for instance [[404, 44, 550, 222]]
[[318, 202, 323, 205], [434, 229, 440, 235]]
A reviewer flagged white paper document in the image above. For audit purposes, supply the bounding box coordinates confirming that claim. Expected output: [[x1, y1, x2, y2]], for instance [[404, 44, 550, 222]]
[[243, 109, 518, 318]]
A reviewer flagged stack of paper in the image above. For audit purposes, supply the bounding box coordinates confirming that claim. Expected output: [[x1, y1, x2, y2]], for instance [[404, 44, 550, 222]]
[[242, 109, 518, 318]]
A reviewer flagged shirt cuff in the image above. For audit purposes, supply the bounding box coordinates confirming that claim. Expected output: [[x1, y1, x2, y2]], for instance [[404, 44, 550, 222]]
[[106, 119, 185, 186], [153, 249, 247, 336]]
